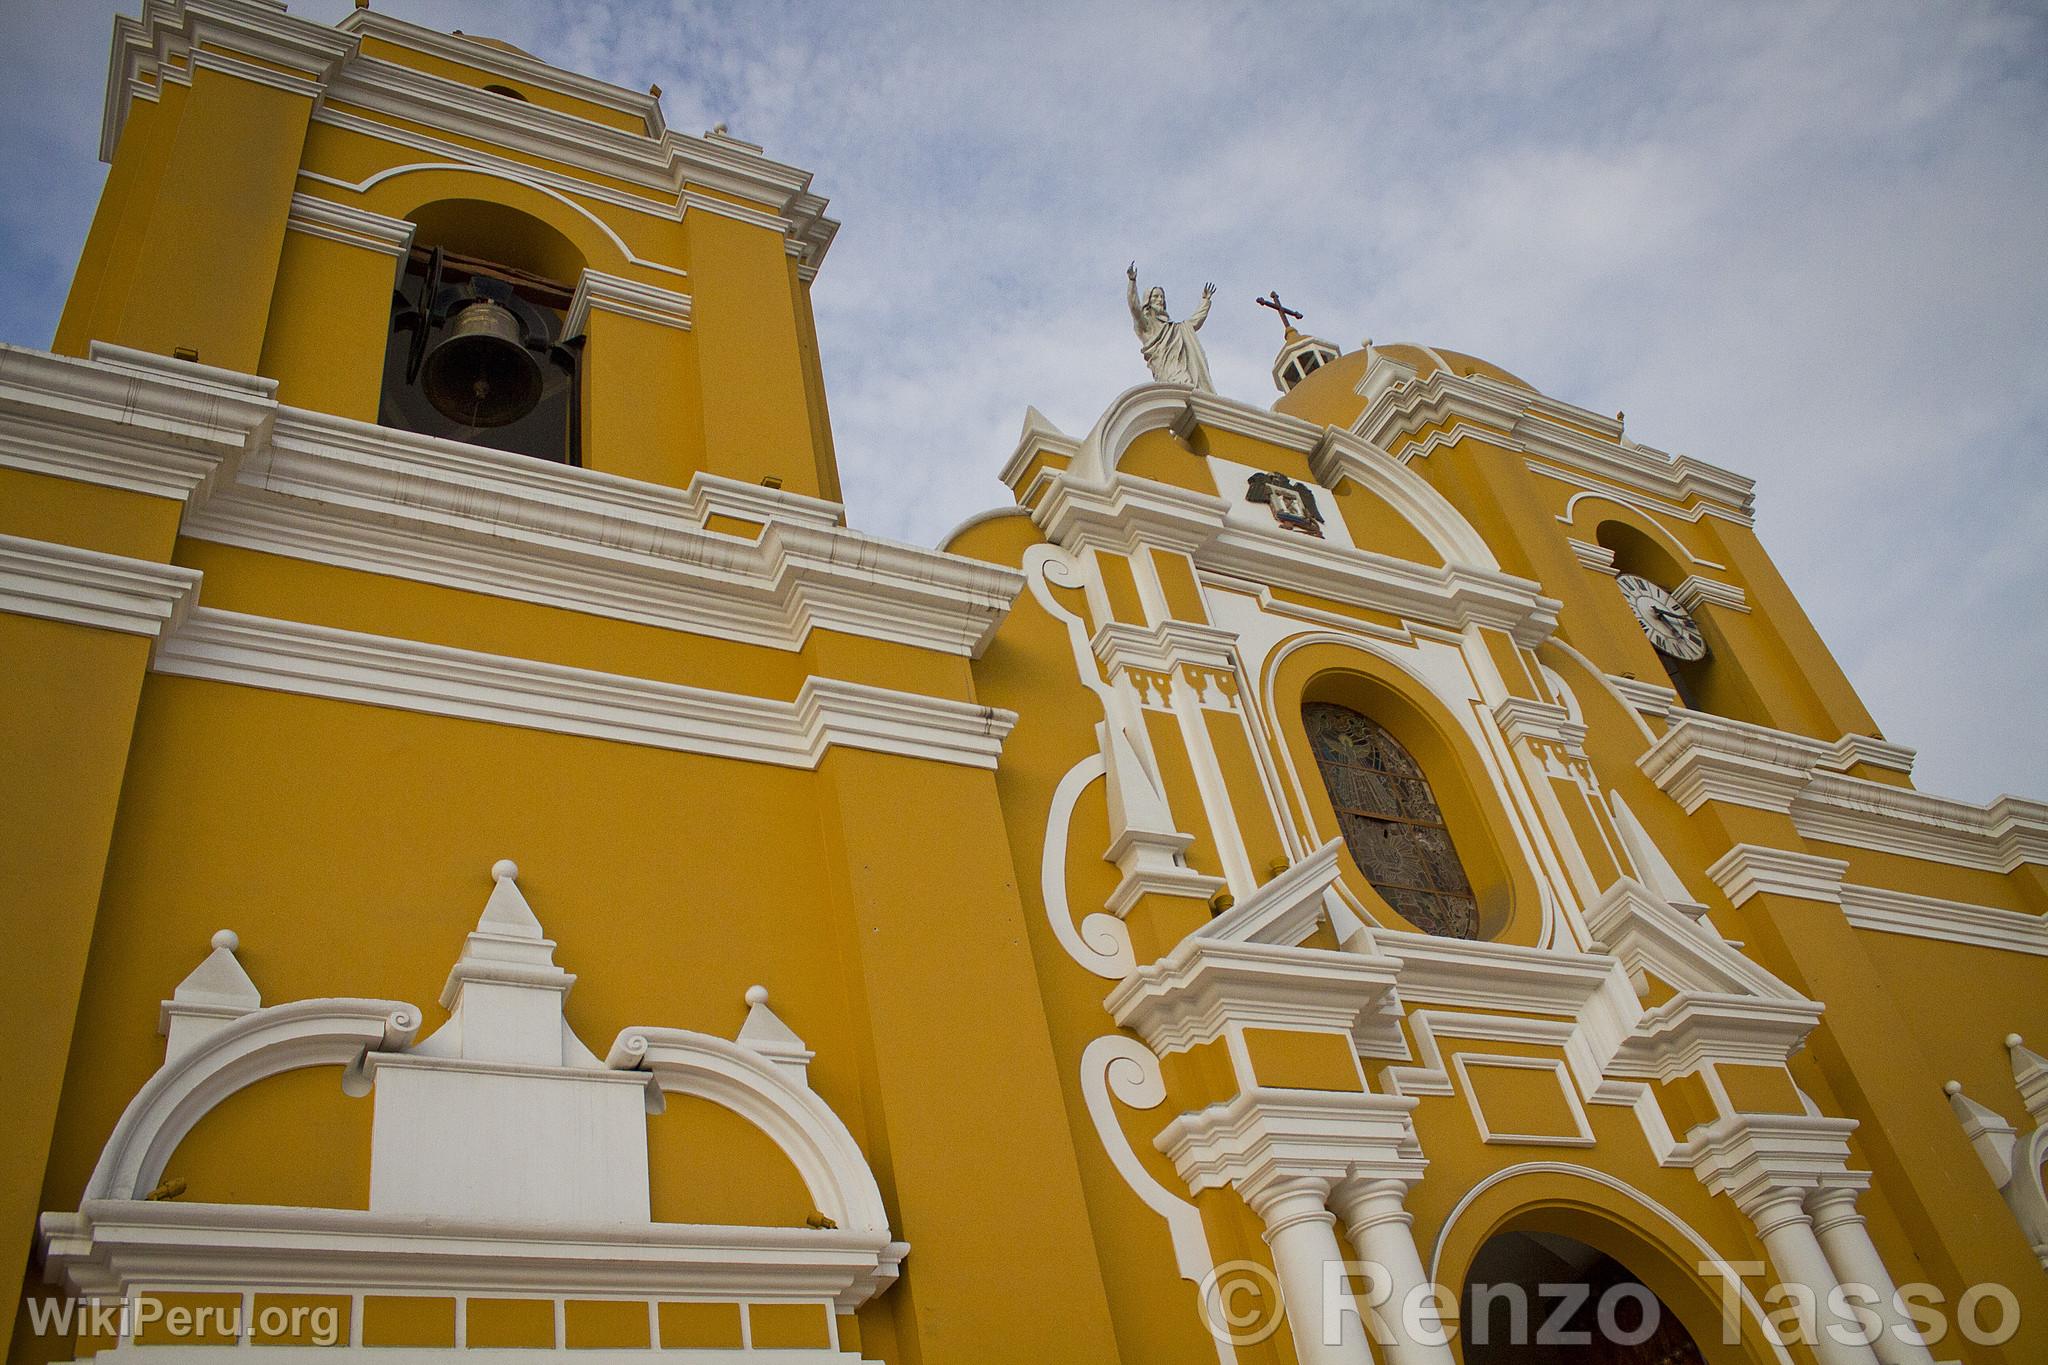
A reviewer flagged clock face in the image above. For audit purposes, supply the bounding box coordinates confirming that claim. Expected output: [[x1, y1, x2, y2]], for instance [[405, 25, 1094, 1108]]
[[1615, 573, 1708, 662]]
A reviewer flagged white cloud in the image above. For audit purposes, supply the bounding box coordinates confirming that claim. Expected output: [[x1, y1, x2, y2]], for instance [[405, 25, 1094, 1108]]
[[1, 0, 2042, 802]]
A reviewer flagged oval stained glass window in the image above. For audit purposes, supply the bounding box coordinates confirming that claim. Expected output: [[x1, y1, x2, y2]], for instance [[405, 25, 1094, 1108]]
[[1303, 702, 1479, 939]]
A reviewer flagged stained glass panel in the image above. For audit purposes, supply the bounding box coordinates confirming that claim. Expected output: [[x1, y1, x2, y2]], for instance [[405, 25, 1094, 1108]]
[[1304, 702, 1480, 940]]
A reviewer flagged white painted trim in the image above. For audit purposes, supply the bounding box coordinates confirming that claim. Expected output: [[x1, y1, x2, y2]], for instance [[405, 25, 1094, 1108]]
[[151, 608, 1017, 771], [1704, 845, 1849, 908], [284, 192, 416, 258], [0, 342, 271, 499], [1450, 1053, 1595, 1147], [0, 535, 200, 641], [1077, 1036, 1234, 1365], [605, 1030, 891, 1236], [1838, 884, 2048, 957], [1671, 574, 1750, 615], [42, 1201, 904, 1313], [566, 269, 693, 336], [1566, 537, 1619, 574], [1039, 754, 1136, 979], [83, 998, 421, 1203]]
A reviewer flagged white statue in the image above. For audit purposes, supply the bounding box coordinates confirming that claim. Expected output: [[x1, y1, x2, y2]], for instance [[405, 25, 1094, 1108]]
[[1126, 262, 1216, 392]]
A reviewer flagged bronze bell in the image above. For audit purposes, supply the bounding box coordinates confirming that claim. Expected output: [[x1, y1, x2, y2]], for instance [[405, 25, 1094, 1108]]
[[419, 298, 544, 427]]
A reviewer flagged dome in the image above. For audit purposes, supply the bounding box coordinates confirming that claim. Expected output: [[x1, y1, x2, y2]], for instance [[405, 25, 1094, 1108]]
[[1274, 340, 1537, 428]]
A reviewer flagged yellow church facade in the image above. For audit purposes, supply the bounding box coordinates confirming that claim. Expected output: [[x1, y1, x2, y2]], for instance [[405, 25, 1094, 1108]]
[[3, 4, 2043, 1365]]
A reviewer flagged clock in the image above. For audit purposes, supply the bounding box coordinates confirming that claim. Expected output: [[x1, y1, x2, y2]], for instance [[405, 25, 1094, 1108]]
[[1616, 573, 1708, 662]]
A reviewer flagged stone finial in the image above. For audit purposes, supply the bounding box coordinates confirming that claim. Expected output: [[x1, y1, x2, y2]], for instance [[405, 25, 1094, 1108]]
[[736, 985, 815, 1084], [160, 929, 262, 1060]]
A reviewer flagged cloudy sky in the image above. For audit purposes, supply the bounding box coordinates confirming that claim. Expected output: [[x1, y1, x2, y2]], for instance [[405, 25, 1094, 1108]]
[[2, 0, 2043, 803]]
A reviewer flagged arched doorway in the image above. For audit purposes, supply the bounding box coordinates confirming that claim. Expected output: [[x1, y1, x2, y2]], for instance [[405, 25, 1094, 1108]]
[[1461, 1229, 1706, 1364]]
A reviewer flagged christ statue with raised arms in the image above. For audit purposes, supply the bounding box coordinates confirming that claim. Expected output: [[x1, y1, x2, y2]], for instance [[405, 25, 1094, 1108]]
[[1127, 262, 1216, 392]]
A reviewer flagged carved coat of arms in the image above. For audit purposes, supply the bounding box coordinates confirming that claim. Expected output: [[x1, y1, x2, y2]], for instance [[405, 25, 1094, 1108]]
[[1246, 471, 1325, 537]]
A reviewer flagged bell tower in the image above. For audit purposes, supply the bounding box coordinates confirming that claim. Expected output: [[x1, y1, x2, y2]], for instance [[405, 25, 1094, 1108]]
[[55, 0, 844, 499]]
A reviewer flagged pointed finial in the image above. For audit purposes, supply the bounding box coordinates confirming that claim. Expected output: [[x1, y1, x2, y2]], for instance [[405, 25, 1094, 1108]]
[[713, 121, 729, 135], [649, 83, 663, 98], [211, 929, 239, 952], [2007, 1033, 2024, 1049], [355, 0, 369, 9], [492, 858, 519, 883], [745, 984, 769, 1007], [1944, 1079, 1963, 1095]]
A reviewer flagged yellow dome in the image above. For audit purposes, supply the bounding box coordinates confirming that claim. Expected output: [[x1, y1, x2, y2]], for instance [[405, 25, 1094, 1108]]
[[1274, 341, 1536, 428]]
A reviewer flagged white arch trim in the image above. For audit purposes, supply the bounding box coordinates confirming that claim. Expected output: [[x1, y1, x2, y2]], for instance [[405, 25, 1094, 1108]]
[[297, 164, 687, 279], [83, 997, 420, 1203], [608, 1027, 892, 1235], [1426, 1160, 1796, 1365], [1070, 384, 1499, 572], [1557, 490, 1725, 569]]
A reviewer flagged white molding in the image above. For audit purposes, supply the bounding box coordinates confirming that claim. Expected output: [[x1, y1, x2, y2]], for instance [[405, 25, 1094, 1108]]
[[1106, 937, 1402, 1056], [1155, 1087, 1425, 1200], [1671, 574, 1750, 615], [606, 1028, 891, 1236], [151, 608, 1017, 770], [0, 342, 272, 500], [1492, 696, 1587, 755], [1089, 619, 1239, 682], [1077, 1036, 1226, 1341], [104, 3, 839, 272], [1838, 884, 2048, 957], [0, 535, 200, 641], [1353, 361, 1756, 526], [0, 343, 1019, 657], [1567, 537, 1619, 574], [284, 192, 415, 258], [1451, 1053, 1595, 1147], [41, 1201, 904, 1313], [1704, 845, 1849, 907], [566, 269, 693, 336]]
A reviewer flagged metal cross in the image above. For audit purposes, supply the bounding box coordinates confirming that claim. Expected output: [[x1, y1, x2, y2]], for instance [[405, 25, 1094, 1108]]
[[1255, 290, 1303, 333]]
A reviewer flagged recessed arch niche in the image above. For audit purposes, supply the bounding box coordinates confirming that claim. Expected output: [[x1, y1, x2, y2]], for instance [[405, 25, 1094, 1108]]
[[1268, 638, 1544, 946]]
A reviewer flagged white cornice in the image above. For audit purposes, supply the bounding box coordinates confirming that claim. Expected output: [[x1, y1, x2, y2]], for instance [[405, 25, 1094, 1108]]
[[566, 269, 693, 336], [1089, 619, 1239, 681], [1155, 1088, 1425, 1200], [1355, 359, 1756, 525], [151, 607, 1017, 770], [1686, 1113, 1863, 1212], [42, 1199, 904, 1311], [1671, 574, 1750, 615], [1382, 934, 1615, 1016], [1492, 696, 1588, 755], [1567, 537, 1619, 574], [285, 191, 415, 257], [1105, 939, 1402, 1055], [0, 535, 201, 642], [0, 342, 1019, 658], [1636, 709, 2048, 874], [0, 342, 272, 500], [1838, 883, 2048, 957], [1704, 845, 1849, 908], [106, 1, 839, 273]]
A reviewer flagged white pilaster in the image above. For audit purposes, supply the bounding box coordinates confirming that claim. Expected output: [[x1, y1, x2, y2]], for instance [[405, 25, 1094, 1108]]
[[1741, 1191, 1881, 1365]]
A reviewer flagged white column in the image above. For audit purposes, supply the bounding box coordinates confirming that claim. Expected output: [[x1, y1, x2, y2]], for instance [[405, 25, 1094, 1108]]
[[1806, 1187, 1937, 1365], [1743, 1192, 1882, 1365], [1247, 1177, 1376, 1365], [1332, 1178, 1455, 1365]]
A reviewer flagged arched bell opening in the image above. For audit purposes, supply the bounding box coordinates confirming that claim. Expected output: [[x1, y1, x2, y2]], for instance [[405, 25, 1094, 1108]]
[[379, 198, 587, 463]]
